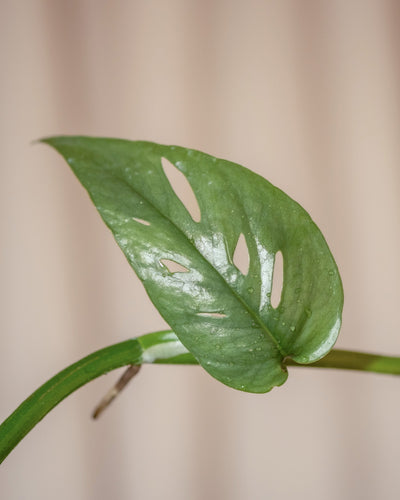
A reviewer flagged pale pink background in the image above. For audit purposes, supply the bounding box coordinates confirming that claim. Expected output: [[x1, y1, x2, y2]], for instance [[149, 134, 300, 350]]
[[1, 1, 400, 499]]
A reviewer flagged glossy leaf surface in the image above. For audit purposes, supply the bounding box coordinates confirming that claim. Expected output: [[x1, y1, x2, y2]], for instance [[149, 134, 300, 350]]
[[43, 137, 343, 393]]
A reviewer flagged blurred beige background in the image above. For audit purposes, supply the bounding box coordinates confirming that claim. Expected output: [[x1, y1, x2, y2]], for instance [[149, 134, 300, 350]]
[[1, 1, 400, 499]]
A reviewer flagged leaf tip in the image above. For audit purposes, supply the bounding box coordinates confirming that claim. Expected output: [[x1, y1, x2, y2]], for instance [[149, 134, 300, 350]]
[[36, 135, 68, 148]]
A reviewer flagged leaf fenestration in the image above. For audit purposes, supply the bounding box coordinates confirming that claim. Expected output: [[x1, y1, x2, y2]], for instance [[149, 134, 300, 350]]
[[160, 259, 190, 274], [161, 156, 201, 223], [271, 250, 283, 309], [233, 233, 250, 276]]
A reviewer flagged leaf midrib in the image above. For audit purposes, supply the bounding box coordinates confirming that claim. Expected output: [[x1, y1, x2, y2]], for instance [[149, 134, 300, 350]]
[[107, 171, 285, 358]]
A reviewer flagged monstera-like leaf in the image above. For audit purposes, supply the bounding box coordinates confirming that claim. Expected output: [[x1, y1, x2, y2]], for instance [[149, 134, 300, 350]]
[[43, 137, 343, 393]]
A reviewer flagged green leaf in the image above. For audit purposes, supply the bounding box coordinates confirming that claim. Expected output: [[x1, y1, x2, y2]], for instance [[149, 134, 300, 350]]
[[42, 136, 343, 393]]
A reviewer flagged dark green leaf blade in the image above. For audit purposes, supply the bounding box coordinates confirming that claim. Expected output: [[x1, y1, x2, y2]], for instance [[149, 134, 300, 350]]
[[42, 136, 343, 393]]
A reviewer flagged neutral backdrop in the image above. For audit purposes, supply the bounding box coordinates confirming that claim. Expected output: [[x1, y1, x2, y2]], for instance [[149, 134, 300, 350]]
[[1, 1, 400, 499]]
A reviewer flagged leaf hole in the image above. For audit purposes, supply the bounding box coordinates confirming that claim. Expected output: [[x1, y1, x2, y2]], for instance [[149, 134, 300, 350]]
[[161, 157, 201, 222], [197, 312, 227, 318], [271, 251, 283, 309], [160, 259, 189, 273], [233, 233, 250, 275], [132, 217, 151, 226]]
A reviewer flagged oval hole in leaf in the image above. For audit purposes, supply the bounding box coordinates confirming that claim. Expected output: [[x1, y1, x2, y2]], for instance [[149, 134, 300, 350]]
[[132, 217, 151, 226], [161, 157, 201, 222], [271, 251, 283, 308], [233, 233, 250, 275], [197, 312, 227, 318], [160, 259, 189, 273]]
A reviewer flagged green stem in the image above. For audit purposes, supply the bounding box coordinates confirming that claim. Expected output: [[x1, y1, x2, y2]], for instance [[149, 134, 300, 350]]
[[1, 331, 400, 464], [0, 331, 193, 465], [286, 349, 400, 374]]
